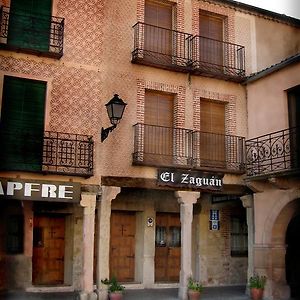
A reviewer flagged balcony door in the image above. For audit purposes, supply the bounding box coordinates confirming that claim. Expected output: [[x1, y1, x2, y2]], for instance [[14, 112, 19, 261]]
[[199, 12, 223, 71], [144, 0, 173, 63], [288, 86, 300, 169], [8, 0, 52, 52], [144, 91, 174, 165], [200, 99, 225, 168], [0, 76, 46, 171]]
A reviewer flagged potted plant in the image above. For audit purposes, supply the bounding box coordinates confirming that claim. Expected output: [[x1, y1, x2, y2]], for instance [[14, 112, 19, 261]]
[[101, 277, 125, 300], [187, 277, 203, 300], [249, 274, 267, 300]]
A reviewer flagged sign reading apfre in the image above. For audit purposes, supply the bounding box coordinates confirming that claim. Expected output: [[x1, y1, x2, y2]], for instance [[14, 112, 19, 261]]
[[0, 178, 81, 202]]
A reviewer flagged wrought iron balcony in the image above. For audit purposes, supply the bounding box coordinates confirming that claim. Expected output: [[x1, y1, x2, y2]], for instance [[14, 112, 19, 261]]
[[0, 6, 64, 58], [132, 22, 192, 72], [133, 123, 245, 173], [0, 130, 93, 177], [189, 35, 245, 82], [131, 23, 246, 82], [246, 127, 300, 178]]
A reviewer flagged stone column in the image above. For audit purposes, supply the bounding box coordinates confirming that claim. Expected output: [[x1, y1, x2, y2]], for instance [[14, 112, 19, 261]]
[[175, 191, 200, 300], [80, 193, 97, 300], [241, 194, 254, 294], [96, 186, 120, 300]]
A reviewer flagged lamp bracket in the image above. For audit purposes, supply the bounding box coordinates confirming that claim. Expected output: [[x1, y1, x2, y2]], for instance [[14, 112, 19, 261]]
[[101, 124, 117, 142]]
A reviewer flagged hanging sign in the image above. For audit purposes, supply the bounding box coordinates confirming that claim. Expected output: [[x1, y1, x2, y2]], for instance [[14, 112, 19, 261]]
[[0, 178, 81, 203], [157, 168, 223, 191]]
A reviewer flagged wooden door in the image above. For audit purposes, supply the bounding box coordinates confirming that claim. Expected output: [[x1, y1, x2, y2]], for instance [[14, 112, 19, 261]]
[[144, 0, 173, 62], [155, 213, 181, 282], [199, 12, 223, 69], [144, 91, 174, 165], [110, 211, 136, 282], [200, 99, 225, 168], [32, 215, 65, 285]]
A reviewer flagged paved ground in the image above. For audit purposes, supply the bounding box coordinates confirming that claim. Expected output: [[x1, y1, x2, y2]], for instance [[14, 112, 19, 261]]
[[0, 286, 297, 300]]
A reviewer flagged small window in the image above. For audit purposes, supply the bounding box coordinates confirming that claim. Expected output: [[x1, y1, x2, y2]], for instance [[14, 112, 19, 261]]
[[6, 215, 24, 254], [169, 226, 181, 247], [231, 217, 248, 257], [155, 226, 167, 247]]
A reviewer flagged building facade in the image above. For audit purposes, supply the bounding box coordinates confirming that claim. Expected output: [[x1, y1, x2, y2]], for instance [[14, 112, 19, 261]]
[[0, 0, 299, 300]]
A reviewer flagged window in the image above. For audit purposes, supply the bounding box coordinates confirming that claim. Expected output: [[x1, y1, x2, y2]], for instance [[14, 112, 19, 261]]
[[231, 216, 248, 256], [6, 215, 24, 254], [8, 0, 52, 52], [0, 76, 46, 171]]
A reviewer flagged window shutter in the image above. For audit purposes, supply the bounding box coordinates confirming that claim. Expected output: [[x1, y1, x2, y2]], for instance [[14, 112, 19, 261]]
[[0, 76, 46, 171], [8, 0, 52, 51]]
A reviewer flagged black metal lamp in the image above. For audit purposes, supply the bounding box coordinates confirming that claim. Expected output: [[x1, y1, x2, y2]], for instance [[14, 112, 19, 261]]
[[101, 94, 127, 142]]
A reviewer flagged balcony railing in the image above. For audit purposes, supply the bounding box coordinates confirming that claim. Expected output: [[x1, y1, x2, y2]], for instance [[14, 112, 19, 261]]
[[132, 22, 192, 72], [190, 35, 245, 82], [0, 6, 64, 58], [43, 131, 94, 176], [133, 123, 245, 173], [246, 127, 300, 177], [0, 130, 93, 177], [131, 22, 246, 82]]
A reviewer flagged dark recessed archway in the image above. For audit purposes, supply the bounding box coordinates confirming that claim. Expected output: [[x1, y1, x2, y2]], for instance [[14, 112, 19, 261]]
[[286, 214, 300, 298]]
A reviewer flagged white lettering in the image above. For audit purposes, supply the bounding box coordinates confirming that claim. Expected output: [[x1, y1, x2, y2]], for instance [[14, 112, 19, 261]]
[[196, 177, 202, 186], [181, 173, 189, 184], [58, 185, 73, 199], [24, 183, 40, 197], [41, 184, 57, 198], [216, 179, 222, 187], [0, 182, 3, 195], [160, 172, 174, 183], [7, 182, 23, 196], [189, 176, 195, 185]]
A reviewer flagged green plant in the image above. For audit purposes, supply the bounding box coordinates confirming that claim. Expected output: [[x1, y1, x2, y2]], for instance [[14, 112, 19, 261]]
[[101, 277, 125, 293], [187, 277, 203, 292], [249, 274, 267, 289]]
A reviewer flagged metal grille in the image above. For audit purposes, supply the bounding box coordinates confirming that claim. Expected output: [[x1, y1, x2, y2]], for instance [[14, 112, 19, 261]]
[[133, 123, 245, 173], [43, 131, 94, 177], [132, 22, 192, 72], [246, 127, 300, 177], [0, 6, 64, 58], [190, 35, 245, 82], [131, 22, 246, 82]]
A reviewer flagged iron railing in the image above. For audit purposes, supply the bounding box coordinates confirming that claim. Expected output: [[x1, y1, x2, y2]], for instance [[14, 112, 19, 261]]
[[133, 123, 245, 173], [0, 6, 64, 58], [190, 35, 245, 82], [246, 127, 300, 177], [0, 129, 93, 176], [132, 22, 192, 72], [131, 23, 246, 81]]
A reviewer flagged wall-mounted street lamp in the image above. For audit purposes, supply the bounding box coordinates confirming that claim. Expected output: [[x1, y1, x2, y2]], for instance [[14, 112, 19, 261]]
[[101, 94, 127, 142]]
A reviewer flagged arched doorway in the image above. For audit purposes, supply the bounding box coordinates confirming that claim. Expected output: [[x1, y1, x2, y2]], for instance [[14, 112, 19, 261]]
[[286, 214, 300, 298]]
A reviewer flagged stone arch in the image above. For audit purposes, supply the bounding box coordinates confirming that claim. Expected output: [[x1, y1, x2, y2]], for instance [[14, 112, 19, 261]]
[[268, 195, 300, 299]]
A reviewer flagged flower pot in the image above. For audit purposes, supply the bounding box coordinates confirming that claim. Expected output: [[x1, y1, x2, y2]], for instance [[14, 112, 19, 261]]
[[109, 292, 123, 300], [188, 290, 201, 300], [250, 288, 264, 300]]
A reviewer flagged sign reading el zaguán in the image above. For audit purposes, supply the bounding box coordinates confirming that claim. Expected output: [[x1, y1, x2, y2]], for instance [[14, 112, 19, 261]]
[[157, 169, 223, 191]]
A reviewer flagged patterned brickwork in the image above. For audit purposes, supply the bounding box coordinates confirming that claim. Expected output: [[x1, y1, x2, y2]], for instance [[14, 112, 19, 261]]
[[137, 79, 186, 127], [0, 55, 102, 136], [193, 88, 237, 135]]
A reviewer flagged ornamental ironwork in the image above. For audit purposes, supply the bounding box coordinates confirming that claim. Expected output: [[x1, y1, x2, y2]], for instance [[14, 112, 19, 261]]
[[246, 127, 300, 177]]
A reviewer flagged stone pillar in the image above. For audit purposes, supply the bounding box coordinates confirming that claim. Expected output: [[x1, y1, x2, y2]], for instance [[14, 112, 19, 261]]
[[241, 194, 254, 294], [175, 191, 200, 300], [80, 193, 97, 300], [96, 186, 120, 300]]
